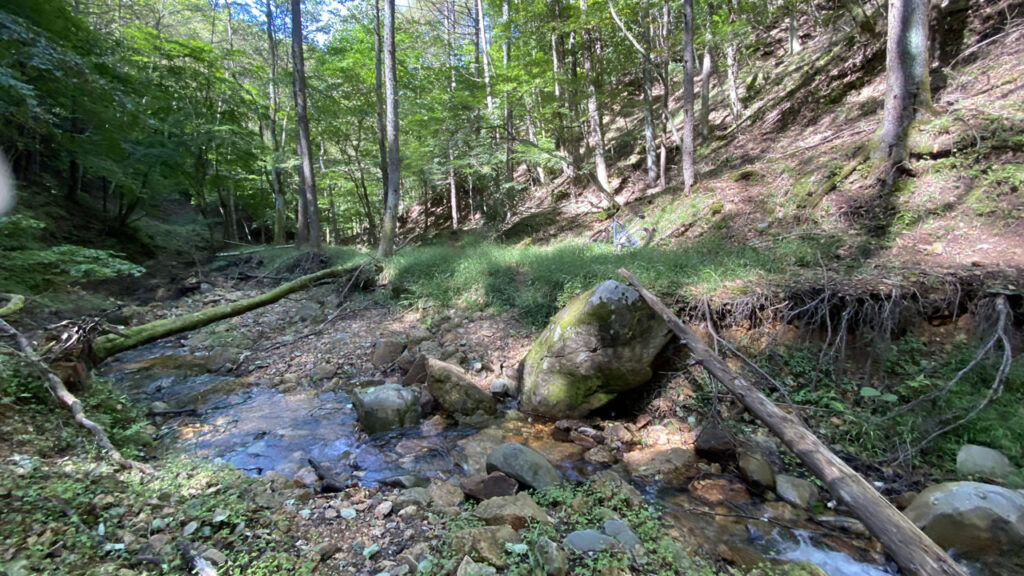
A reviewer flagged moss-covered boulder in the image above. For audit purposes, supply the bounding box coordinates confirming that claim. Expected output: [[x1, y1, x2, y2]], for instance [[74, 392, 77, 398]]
[[519, 280, 671, 418], [351, 383, 422, 434]]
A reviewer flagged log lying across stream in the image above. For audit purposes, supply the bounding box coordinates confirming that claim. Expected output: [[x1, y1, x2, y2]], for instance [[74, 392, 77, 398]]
[[91, 262, 371, 363], [618, 268, 968, 576]]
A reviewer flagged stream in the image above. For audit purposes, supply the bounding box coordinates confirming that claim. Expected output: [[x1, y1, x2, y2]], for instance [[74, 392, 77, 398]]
[[103, 341, 896, 576]]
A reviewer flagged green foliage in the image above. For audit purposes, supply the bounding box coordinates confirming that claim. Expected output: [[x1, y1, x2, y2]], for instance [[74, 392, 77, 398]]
[[0, 214, 144, 294]]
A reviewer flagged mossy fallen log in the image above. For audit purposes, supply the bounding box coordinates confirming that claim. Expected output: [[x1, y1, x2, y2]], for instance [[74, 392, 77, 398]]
[[91, 262, 371, 363]]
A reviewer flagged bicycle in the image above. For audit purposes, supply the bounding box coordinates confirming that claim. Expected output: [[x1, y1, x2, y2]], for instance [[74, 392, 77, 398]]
[[587, 212, 653, 251]]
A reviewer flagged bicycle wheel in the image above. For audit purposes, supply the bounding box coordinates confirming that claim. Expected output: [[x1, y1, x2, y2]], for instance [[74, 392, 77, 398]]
[[617, 227, 653, 250]]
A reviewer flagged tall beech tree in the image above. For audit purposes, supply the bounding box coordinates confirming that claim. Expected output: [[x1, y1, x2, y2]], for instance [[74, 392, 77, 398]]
[[290, 0, 320, 250], [376, 0, 401, 258], [876, 0, 930, 186]]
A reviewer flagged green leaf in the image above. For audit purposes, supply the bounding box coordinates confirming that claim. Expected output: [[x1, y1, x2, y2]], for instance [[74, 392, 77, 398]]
[[859, 387, 881, 397], [879, 393, 899, 403]]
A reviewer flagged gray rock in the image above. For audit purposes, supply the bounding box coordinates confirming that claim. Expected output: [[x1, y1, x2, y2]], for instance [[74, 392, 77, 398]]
[[738, 451, 775, 491], [427, 479, 465, 509], [311, 364, 336, 381], [426, 358, 496, 417], [456, 556, 497, 576], [957, 444, 1013, 479], [395, 487, 431, 511], [372, 338, 406, 367], [472, 492, 550, 530], [904, 482, 1024, 559], [489, 377, 517, 398], [460, 472, 519, 500], [602, 519, 642, 552], [397, 350, 417, 373], [486, 443, 561, 490], [519, 280, 672, 418], [402, 354, 429, 385], [562, 530, 619, 553], [450, 526, 520, 567], [351, 383, 422, 434], [407, 326, 433, 348], [775, 475, 819, 509], [535, 537, 568, 576], [695, 423, 735, 463]]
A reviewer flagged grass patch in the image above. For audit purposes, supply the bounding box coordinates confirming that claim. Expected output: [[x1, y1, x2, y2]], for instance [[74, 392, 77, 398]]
[[385, 234, 783, 328]]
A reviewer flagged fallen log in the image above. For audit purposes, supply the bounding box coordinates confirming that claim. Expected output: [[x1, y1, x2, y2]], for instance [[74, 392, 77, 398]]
[[91, 262, 371, 363], [618, 268, 968, 576]]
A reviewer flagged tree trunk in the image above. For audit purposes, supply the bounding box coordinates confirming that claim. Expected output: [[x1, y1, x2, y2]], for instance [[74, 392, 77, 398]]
[[579, 0, 612, 198], [449, 146, 459, 229], [377, 0, 401, 258], [618, 269, 969, 576], [290, 0, 320, 250], [681, 0, 695, 193], [92, 264, 370, 363], [725, 42, 742, 123], [502, 0, 513, 182], [789, 10, 802, 55], [700, 16, 712, 140], [374, 0, 389, 204], [476, 0, 495, 116], [641, 8, 658, 188], [265, 0, 286, 245], [876, 0, 930, 186]]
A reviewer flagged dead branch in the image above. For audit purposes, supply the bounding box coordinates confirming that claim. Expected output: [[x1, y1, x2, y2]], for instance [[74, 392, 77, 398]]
[[0, 317, 155, 475], [619, 268, 968, 576]]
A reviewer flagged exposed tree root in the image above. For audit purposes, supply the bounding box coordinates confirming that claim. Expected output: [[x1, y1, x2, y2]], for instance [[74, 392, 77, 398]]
[[91, 261, 373, 363], [797, 144, 871, 213], [0, 316, 155, 474], [891, 295, 1013, 460]]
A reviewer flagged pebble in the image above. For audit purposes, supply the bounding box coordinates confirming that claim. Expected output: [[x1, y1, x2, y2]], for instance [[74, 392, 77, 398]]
[[340, 508, 357, 520], [374, 501, 394, 518]]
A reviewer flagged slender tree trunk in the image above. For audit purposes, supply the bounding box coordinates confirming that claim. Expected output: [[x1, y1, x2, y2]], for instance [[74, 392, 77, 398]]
[[374, 0, 389, 203], [700, 6, 713, 140], [476, 0, 494, 116], [580, 0, 611, 196], [724, 43, 741, 122], [265, 0, 286, 245], [789, 10, 802, 55], [641, 8, 658, 188], [524, 95, 546, 183], [681, 0, 695, 193], [377, 0, 401, 258], [290, 0, 320, 250], [446, 0, 458, 229], [551, 1, 573, 179], [876, 0, 929, 186], [502, 0, 513, 182]]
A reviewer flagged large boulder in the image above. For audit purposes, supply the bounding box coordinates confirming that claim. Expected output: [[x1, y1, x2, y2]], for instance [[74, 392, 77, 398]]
[[519, 280, 671, 418], [904, 482, 1024, 563], [957, 444, 1013, 479], [425, 358, 497, 417], [472, 492, 551, 529], [486, 443, 561, 490], [350, 383, 421, 434]]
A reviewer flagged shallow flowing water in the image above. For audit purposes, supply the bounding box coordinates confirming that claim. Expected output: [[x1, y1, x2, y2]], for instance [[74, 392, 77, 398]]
[[103, 343, 896, 576]]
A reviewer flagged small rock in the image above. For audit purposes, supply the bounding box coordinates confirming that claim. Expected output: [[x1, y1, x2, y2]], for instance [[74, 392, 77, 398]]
[[562, 530, 619, 553], [534, 537, 568, 576], [450, 526, 520, 567], [688, 476, 751, 505], [815, 516, 870, 537], [957, 444, 1013, 479], [426, 358, 496, 417], [775, 475, 819, 509], [311, 364, 336, 380], [340, 508, 357, 520], [397, 350, 417, 373], [362, 543, 380, 559], [472, 492, 551, 530], [374, 501, 394, 519], [695, 423, 735, 463], [460, 472, 519, 500], [570, 430, 598, 449], [182, 521, 199, 537], [602, 519, 642, 553], [738, 451, 775, 491], [406, 327, 433, 348], [584, 445, 618, 465], [488, 377, 517, 398], [402, 353, 429, 386], [317, 542, 341, 561], [605, 423, 634, 444], [456, 556, 498, 576], [201, 548, 228, 566], [372, 338, 406, 368], [395, 487, 431, 511], [486, 443, 561, 490], [428, 479, 465, 509]]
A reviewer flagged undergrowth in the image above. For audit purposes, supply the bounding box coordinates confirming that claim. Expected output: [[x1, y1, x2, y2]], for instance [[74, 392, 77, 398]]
[[0, 354, 316, 576]]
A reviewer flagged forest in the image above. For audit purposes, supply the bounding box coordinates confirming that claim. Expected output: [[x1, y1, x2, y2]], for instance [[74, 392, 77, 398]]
[[1, 0, 1023, 575]]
